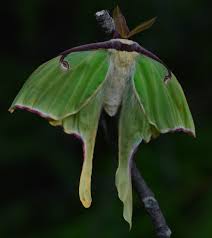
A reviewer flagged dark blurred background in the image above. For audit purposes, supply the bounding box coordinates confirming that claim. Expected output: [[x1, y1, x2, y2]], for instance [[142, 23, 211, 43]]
[[1, 0, 212, 237]]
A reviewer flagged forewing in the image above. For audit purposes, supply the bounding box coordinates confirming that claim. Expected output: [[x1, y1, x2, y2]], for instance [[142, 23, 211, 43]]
[[9, 50, 110, 120], [133, 55, 195, 136]]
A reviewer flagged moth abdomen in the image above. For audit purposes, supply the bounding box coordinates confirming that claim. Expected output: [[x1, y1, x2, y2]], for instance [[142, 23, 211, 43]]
[[103, 49, 138, 116]]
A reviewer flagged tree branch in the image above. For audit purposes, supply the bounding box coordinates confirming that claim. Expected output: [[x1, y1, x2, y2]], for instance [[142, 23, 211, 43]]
[[131, 162, 171, 238], [96, 9, 172, 238]]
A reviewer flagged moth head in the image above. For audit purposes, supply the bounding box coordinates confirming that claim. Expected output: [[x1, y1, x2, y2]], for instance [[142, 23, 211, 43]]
[[113, 5, 156, 39]]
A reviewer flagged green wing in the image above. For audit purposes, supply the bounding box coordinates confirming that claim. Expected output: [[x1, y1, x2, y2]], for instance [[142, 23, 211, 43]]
[[9, 50, 110, 209], [116, 54, 195, 228], [50, 89, 104, 209], [9, 50, 110, 120], [116, 80, 152, 228], [133, 55, 195, 136], [9, 48, 195, 228]]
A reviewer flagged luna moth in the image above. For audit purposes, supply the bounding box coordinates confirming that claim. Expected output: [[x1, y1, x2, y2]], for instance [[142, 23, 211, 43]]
[[9, 6, 195, 228]]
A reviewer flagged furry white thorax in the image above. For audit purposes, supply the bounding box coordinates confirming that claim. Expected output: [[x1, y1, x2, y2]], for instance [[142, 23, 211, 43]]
[[103, 41, 139, 116]]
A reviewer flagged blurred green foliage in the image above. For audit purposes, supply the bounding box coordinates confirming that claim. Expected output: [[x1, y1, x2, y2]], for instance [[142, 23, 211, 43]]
[[1, 0, 211, 237]]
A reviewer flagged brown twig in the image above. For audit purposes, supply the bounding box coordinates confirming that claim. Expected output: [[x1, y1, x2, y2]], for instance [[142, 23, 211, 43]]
[[131, 162, 171, 238]]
